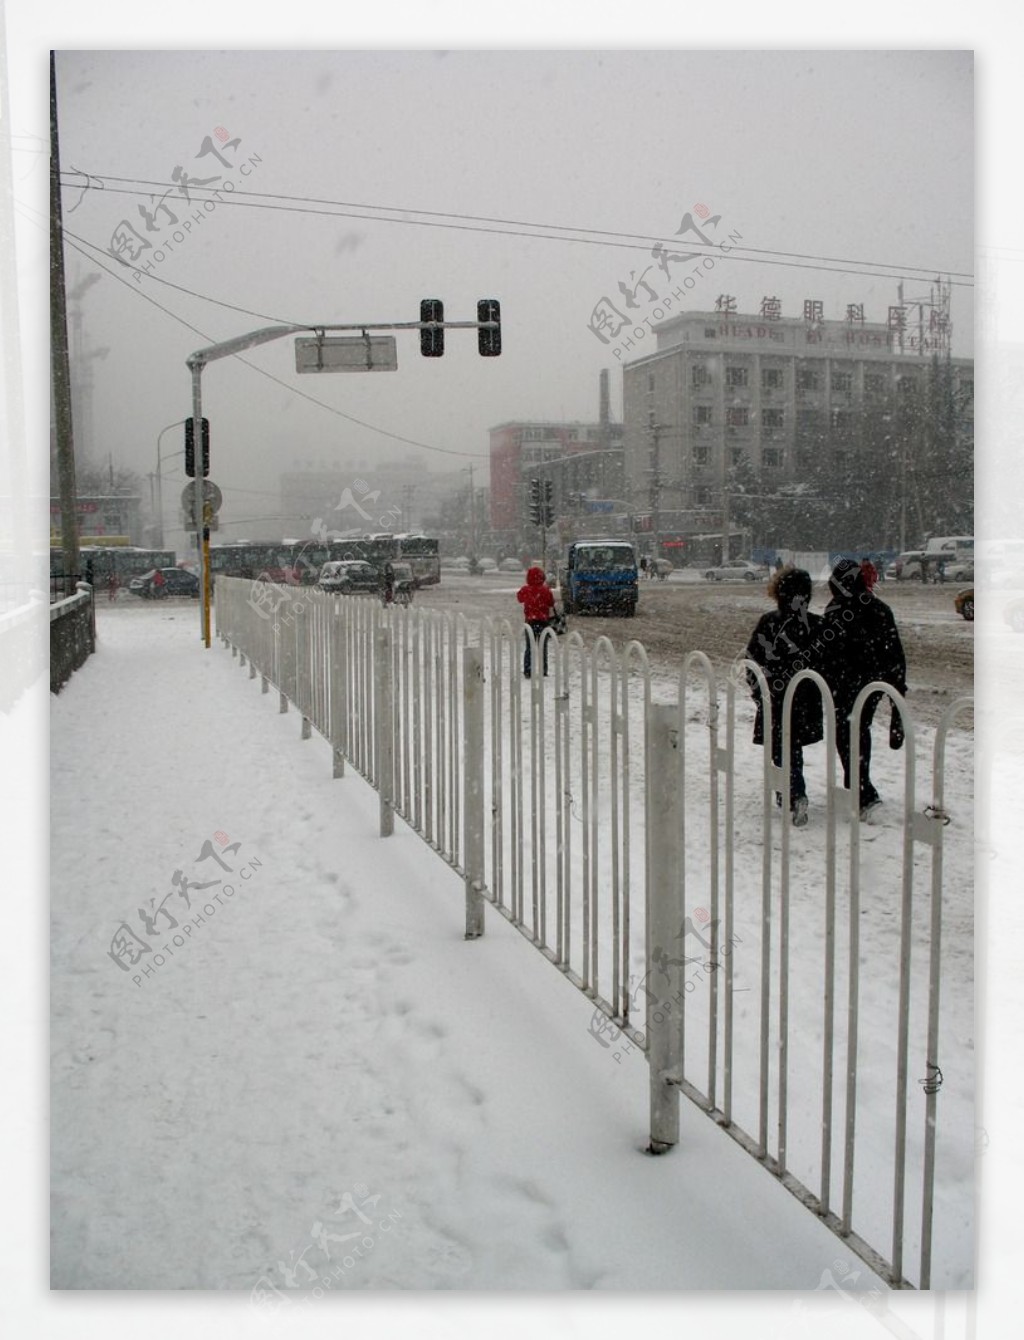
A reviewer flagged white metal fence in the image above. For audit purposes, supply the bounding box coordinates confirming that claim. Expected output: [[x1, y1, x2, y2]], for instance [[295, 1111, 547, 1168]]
[[215, 576, 974, 1290]]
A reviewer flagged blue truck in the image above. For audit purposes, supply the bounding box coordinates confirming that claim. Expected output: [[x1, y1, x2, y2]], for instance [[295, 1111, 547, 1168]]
[[558, 540, 639, 616]]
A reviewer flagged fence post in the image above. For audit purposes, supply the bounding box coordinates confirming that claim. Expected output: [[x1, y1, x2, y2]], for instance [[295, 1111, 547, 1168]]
[[375, 623, 394, 837], [463, 645, 486, 940], [297, 601, 312, 739], [330, 605, 346, 778], [647, 701, 683, 1153]]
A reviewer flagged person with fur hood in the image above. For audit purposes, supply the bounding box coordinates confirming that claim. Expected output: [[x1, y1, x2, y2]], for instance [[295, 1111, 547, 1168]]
[[822, 556, 907, 819], [516, 565, 556, 678], [744, 566, 823, 828]]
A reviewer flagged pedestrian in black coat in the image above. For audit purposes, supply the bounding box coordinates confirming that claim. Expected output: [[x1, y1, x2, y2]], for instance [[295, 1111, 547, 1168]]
[[744, 566, 824, 827], [821, 556, 908, 817]]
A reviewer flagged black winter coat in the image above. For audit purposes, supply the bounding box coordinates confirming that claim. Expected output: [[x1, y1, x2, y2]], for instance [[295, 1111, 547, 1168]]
[[821, 591, 907, 712], [745, 607, 825, 748]]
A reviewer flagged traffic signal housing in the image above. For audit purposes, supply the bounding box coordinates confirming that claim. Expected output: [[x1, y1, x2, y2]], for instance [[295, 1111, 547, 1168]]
[[420, 299, 444, 357], [543, 479, 555, 527], [185, 417, 210, 478], [528, 478, 543, 526], [477, 299, 501, 356]]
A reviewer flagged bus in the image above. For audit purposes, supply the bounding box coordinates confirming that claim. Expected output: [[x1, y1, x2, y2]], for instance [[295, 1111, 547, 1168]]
[[50, 545, 176, 596], [206, 535, 441, 588]]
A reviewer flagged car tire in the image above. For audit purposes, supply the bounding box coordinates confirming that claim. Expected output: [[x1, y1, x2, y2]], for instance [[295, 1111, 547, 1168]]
[[961, 598, 974, 622], [705, 571, 717, 582], [744, 572, 757, 581]]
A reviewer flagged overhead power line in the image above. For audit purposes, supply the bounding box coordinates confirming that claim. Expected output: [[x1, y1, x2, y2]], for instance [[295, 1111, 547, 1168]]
[[20, 201, 487, 460], [59, 171, 974, 288]]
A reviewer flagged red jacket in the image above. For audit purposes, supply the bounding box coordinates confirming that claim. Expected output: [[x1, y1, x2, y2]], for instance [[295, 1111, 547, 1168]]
[[517, 566, 555, 623]]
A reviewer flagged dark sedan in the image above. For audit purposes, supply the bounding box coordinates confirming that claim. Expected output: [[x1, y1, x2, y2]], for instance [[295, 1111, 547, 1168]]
[[128, 568, 200, 599]]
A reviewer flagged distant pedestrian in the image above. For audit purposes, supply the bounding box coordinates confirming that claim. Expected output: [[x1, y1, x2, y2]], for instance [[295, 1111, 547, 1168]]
[[743, 566, 824, 827], [107, 571, 119, 602], [380, 561, 395, 606], [84, 556, 95, 587], [517, 565, 556, 678], [639, 555, 648, 578], [821, 557, 907, 820], [860, 556, 879, 591]]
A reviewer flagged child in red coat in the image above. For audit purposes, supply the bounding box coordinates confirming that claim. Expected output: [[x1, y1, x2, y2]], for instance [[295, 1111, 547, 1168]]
[[517, 566, 556, 677]]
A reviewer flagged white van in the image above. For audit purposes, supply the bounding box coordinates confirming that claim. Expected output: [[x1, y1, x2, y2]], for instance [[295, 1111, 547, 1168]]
[[924, 536, 974, 562]]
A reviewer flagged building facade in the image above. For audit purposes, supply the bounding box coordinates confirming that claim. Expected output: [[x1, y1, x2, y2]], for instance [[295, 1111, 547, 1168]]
[[489, 420, 624, 542], [622, 307, 974, 555]]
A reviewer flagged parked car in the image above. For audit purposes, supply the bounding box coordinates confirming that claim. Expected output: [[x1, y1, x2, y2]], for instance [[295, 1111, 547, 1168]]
[[885, 551, 926, 581], [499, 558, 525, 573], [942, 561, 974, 583], [316, 560, 379, 594], [953, 588, 974, 622], [703, 559, 770, 583], [128, 568, 199, 599]]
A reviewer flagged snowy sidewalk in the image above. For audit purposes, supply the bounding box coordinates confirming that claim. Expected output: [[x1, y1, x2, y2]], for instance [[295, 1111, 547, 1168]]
[[49, 602, 884, 1296]]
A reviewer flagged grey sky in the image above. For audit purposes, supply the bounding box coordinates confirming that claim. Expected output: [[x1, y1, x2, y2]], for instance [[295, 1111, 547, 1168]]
[[41, 48, 973, 531]]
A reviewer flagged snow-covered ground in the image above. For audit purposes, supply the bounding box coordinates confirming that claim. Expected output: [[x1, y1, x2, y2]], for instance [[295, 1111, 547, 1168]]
[[6, 592, 1019, 1338]]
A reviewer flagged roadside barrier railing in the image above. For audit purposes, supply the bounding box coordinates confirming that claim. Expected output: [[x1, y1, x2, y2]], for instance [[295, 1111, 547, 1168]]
[[215, 577, 973, 1290]]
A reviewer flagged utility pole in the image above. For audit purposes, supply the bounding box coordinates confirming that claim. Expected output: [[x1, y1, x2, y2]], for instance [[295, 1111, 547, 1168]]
[[50, 52, 79, 586], [648, 421, 663, 560], [720, 437, 731, 564], [467, 463, 476, 557]]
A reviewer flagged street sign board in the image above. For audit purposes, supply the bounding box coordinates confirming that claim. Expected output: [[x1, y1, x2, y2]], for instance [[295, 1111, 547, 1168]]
[[295, 336, 398, 373], [181, 479, 224, 514]]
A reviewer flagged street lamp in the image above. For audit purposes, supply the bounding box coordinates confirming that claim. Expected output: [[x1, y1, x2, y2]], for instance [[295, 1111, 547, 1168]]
[[156, 419, 189, 549]]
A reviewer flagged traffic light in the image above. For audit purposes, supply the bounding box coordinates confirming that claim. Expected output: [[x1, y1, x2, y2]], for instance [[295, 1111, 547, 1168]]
[[477, 298, 501, 356], [528, 478, 543, 526], [184, 417, 210, 478], [543, 479, 555, 527], [420, 299, 444, 357]]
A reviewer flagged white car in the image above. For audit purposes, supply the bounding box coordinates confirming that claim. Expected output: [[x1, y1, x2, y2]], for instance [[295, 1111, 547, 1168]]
[[703, 559, 770, 582]]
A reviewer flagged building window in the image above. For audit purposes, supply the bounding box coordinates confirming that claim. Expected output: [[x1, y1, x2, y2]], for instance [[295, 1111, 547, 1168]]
[[730, 448, 746, 468], [693, 486, 712, 506], [692, 445, 709, 467], [762, 367, 784, 391], [796, 368, 821, 391], [704, 327, 717, 339], [763, 448, 784, 469], [694, 405, 713, 426], [726, 407, 749, 428], [864, 372, 887, 395], [692, 363, 710, 388], [832, 372, 853, 394], [762, 408, 784, 430], [834, 449, 848, 467], [726, 366, 749, 388], [831, 409, 854, 433], [796, 409, 819, 435], [648, 410, 656, 428]]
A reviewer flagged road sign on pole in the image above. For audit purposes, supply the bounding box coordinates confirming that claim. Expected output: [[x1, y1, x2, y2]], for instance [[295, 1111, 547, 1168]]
[[294, 335, 398, 373], [181, 479, 223, 514]]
